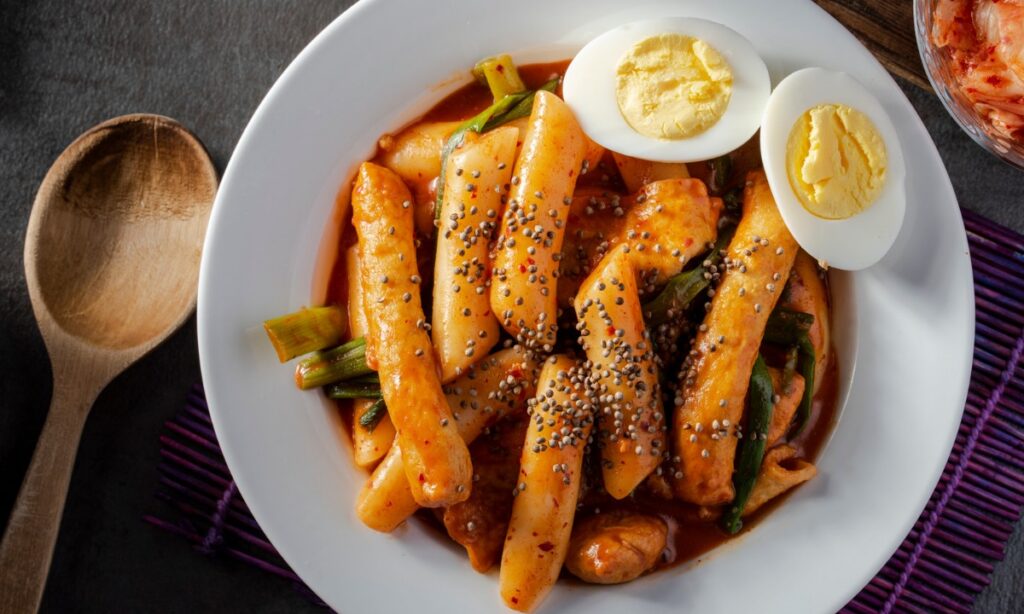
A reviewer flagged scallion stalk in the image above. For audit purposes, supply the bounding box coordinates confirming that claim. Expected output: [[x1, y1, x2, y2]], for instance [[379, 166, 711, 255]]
[[643, 226, 735, 327], [358, 398, 388, 432], [263, 305, 347, 362], [294, 337, 373, 390], [325, 381, 382, 400], [472, 54, 526, 102], [721, 354, 774, 534]]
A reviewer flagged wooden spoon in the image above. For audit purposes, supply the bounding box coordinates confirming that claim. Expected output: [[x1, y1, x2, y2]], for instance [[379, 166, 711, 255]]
[[0, 114, 217, 612]]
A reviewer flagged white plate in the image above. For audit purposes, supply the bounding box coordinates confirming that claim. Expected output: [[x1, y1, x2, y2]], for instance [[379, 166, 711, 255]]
[[197, 1, 974, 612]]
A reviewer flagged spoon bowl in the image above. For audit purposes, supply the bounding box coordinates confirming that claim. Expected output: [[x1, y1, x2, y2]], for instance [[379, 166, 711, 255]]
[[0, 114, 216, 612], [31, 114, 213, 350]]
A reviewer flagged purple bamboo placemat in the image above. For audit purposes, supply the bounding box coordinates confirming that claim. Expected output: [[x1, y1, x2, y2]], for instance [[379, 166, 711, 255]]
[[146, 208, 1024, 613]]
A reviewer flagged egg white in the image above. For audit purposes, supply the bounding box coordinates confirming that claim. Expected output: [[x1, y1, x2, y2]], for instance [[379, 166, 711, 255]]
[[760, 68, 906, 271], [562, 17, 770, 163]]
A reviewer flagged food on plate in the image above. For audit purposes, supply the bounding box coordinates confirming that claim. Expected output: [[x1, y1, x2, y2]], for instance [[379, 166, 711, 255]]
[[444, 416, 527, 573], [490, 90, 586, 349], [433, 126, 517, 381], [344, 245, 396, 466], [356, 346, 538, 532], [575, 245, 665, 499], [565, 510, 669, 584], [786, 104, 887, 220], [779, 251, 832, 393], [761, 67, 906, 270], [766, 368, 805, 446], [499, 355, 594, 611], [352, 162, 473, 507], [563, 18, 771, 162], [932, 0, 1024, 142], [611, 151, 690, 192], [741, 444, 817, 517], [557, 178, 722, 307], [264, 39, 848, 611], [262, 305, 346, 363], [670, 171, 799, 506]]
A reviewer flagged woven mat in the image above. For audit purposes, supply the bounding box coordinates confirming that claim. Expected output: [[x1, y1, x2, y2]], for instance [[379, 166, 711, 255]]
[[146, 209, 1024, 613]]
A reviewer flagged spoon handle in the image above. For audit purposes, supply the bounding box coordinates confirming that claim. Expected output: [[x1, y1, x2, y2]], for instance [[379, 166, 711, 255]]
[[0, 381, 98, 613]]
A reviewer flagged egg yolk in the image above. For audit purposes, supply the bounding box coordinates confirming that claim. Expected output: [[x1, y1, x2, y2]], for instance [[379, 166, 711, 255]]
[[615, 33, 733, 140], [786, 104, 887, 220]]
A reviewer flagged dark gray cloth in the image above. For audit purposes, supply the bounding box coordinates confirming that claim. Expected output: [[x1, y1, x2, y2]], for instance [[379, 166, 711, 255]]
[[0, 1, 1020, 612]]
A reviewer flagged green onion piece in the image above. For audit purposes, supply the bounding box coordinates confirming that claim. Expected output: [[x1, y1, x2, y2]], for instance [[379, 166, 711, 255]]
[[643, 268, 709, 328], [763, 308, 815, 346], [263, 305, 347, 362], [721, 354, 775, 535], [472, 54, 527, 102], [723, 186, 743, 212], [345, 373, 382, 386], [294, 337, 374, 390], [762, 308, 817, 439], [708, 154, 733, 194], [325, 381, 382, 400], [435, 78, 559, 220], [643, 225, 735, 327], [359, 398, 388, 432], [787, 335, 816, 439], [485, 77, 558, 129]]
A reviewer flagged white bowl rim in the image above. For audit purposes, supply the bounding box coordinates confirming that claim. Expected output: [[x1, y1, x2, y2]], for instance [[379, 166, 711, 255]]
[[198, 1, 975, 612]]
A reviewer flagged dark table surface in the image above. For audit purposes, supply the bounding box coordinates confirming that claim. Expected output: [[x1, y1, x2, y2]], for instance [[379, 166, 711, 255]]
[[1, 1, 1022, 612]]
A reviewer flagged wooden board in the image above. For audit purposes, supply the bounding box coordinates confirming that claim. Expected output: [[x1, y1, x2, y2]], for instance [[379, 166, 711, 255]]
[[814, 0, 931, 91]]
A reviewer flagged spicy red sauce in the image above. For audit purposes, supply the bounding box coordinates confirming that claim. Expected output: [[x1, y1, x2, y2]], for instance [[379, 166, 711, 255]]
[[325, 61, 841, 575]]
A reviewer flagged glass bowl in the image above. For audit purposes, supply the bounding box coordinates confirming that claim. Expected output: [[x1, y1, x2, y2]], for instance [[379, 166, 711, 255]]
[[914, 0, 1024, 170]]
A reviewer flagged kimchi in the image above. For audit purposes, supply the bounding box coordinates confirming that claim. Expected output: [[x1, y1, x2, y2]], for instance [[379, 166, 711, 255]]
[[933, 0, 1024, 141]]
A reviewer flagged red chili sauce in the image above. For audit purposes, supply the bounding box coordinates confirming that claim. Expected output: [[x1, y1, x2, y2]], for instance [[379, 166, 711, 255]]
[[324, 60, 841, 575]]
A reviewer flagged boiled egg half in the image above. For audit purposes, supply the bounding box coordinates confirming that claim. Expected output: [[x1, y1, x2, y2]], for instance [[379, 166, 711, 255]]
[[563, 18, 770, 162], [761, 68, 906, 270]]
